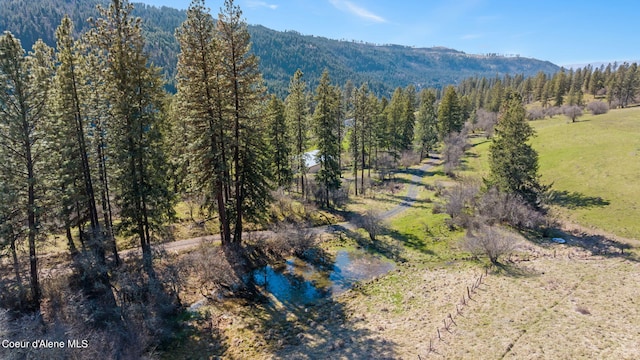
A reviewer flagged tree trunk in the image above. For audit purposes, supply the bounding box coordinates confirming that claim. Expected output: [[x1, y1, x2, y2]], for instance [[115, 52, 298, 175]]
[[26, 153, 40, 310], [65, 224, 78, 255]]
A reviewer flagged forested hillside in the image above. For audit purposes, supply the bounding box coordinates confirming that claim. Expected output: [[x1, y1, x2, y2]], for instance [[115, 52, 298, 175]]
[[0, 0, 559, 94]]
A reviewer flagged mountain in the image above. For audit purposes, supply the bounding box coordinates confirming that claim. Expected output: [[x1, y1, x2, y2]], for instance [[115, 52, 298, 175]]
[[0, 0, 560, 95]]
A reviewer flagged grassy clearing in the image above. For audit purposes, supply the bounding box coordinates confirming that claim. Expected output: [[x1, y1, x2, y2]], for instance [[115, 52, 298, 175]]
[[529, 107, 640, 240], [460, 107, 640, 240]]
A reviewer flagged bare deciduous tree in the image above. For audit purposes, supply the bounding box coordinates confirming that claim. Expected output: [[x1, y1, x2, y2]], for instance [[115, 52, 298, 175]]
[[354, 209, 385, 241], [442, 132, 468, 176], [475, 108, 498, 137], [562, 105, 583, 122], [462, 225, 518, 264]]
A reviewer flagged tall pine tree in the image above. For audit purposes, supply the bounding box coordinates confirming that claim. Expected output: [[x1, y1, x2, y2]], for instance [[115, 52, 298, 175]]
[[488, 92, 545, 207], [438, 85, 463, 139], [266, 95, 292, 188], [0, 33, 53, 310], [285, 69, 309, 196], [217, 0, 271, 245], [313, 70, 341, 207], [176, 0, 232, 245], [415, 89, 438, 160], [91, 0, 174, 272]]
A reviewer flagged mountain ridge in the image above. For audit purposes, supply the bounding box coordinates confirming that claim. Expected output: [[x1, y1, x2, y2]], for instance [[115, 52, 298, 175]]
[[0, 0, 560, 95]]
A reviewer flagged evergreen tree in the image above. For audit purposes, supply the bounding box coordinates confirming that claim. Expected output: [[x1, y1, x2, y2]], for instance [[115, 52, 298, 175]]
[[217, 0, 271, 244], [415, 89, 438, 160], [0, 33, 53, 311], [285, 69, 309, 196], [351, 83, 374, 193], [401, 85, 417, 151], [386, 87, 405, 158], [91, 0, 174, 272], [50, 16, 120, 263], [313, 70, 341, 207], [438, 85, 463, 139], [266, 95, 292, 188], [175, 0, 232, 245], [488, 92, 545, 207]]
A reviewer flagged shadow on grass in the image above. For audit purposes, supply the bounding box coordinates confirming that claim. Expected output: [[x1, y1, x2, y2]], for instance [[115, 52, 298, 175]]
[[385, 227, 437, 258], [329, 222, 408, 263], [253, 289, 397, 359], [493, 261, 542, 278], [549, 190, 610, 209], [167, 310, 230, 357], [520, 227, 639, 262]]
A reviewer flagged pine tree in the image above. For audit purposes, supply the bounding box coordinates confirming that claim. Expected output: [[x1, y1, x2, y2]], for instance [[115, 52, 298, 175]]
[[438, 85, 463, 139], [217, 0, 271, 245], [175, 0, 232, 245], [351, 83, 373, 194], [285, 69, 309, 196], [266, 95, 292, 188], [0, 33, 53, 310], [488, 92, 545, 207], [386, 87, 405, 159], [401, 85, 416, 150], [415, 89, 438, 160], [50, 16, 120, 263], [313, 70, 341, 207], [91, 0, 174, 272]]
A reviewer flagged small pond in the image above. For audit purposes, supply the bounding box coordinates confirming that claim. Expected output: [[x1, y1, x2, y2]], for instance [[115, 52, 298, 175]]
[[252, 249, 395, 305]]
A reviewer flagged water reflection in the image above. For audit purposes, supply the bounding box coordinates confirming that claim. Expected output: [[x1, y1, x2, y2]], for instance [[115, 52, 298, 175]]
[[253, 250, 395, 305]]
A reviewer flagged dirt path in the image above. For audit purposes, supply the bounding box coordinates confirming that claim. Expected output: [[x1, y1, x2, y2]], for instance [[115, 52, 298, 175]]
[[138, 160, 435, 256]]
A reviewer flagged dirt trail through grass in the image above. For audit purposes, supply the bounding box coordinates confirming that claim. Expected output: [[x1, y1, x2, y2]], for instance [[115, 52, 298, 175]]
[[136, 160, 435, 256]]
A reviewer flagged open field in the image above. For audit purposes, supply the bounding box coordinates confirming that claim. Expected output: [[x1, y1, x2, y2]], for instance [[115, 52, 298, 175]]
[[462, 107, 640, 240], [530, 107, 640, 240]]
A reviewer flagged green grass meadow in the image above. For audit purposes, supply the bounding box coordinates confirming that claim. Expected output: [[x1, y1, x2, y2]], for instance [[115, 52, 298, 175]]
[[467, 107, 640, 239], [531, 107, 640, 239]]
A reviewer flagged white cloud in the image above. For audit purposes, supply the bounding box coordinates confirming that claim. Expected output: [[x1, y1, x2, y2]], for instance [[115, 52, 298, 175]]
[[246, 1, 278, 10], [329, 0, 387, 23]]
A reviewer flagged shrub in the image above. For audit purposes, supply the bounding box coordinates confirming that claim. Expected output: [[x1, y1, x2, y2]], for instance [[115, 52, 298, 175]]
[[462, 225, 518, 264], [526, 107, 545, 121], [399, 150, 420, 169], [475, 109, 498, 137], [183, 245, 248, 298], [478, 187, 547, 230], [586, 101, 609, 115], [442, 180, 479, 228], [544, 106, 562, 118], [263, 222, 316, 260]]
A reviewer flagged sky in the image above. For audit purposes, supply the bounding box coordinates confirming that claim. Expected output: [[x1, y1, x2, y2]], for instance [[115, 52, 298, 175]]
[[139, 0, 639, 67]]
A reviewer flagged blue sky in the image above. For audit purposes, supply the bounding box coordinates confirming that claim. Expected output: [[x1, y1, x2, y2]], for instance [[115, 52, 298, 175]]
[[139, 0, 638, 67]]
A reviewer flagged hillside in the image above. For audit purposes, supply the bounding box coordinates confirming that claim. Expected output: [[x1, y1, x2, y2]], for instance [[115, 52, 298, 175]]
[[0, 0, 559, 95]]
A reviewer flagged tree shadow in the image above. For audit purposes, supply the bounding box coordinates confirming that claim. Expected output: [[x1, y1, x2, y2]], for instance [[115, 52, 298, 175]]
[[520, 227, 638, 262], [256, 290, 397, 359], [549, 190, 610, 209], [329, 222, 408, 263], [384, 194, 432, 211], [395, 167, 428, 178], [492, 261, 542, 278], [384, 227, 436, 257]]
